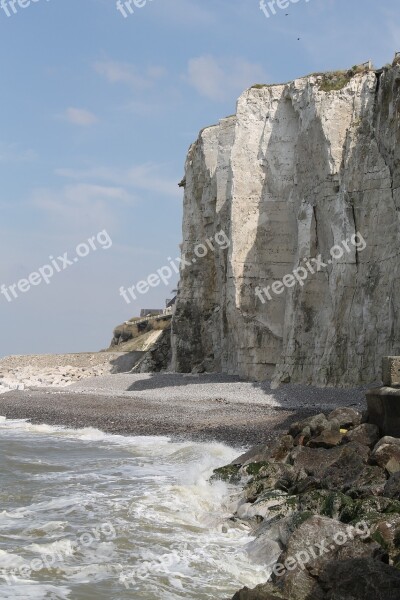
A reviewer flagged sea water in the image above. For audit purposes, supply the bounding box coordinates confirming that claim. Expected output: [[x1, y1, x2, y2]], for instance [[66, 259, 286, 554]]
[[0, 417, 267, 599]]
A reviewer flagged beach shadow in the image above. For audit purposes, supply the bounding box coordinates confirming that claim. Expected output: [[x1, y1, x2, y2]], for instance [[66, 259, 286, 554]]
[[126, 372, 243, 392]]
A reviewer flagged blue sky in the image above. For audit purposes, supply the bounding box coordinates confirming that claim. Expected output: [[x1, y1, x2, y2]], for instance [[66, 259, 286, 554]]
[[0, 0, 398, 356]]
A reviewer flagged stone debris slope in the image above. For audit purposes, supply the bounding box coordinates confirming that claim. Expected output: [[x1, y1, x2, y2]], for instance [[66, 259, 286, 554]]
[[212, 406, 400, 599]]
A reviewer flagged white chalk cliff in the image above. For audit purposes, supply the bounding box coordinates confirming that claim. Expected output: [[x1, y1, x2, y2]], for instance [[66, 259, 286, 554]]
[[171, 63, 400, 387]]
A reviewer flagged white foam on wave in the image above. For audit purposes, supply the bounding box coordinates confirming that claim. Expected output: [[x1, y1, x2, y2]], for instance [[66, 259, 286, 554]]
[[0, 583, 71, 599], [0, 417, 266, 598], [0, 416, 173, 446]]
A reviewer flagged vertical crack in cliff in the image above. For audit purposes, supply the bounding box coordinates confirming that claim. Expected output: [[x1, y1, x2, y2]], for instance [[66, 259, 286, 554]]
[[351, 203, 359, 267], [313, 205, 319, 253]]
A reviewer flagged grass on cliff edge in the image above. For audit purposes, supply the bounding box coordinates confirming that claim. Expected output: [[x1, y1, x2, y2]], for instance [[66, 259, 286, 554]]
[[250, 64, 374, 93], [314, 64, 373, 92]]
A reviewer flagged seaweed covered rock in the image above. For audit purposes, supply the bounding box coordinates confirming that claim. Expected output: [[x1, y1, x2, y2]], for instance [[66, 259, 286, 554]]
[[210, 464, 241, 483], [242, 462, 302, 501]]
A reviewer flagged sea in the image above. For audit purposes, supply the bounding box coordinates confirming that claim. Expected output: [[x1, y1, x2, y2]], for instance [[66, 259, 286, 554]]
[[0, 417, 267, 599]]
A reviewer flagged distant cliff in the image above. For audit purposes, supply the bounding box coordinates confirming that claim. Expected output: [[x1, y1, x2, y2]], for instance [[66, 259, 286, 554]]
[[171, 60, 400, 386]]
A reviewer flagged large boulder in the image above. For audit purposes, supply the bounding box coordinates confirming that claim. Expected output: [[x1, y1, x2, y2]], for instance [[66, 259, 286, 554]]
[[289, 414, 329, 439], [231, 444, 271, 466], [236, 491, 296, 521], [320, 446, 386, 497], [340, 495, 400, 524], [371, 436, 400, 474], [297, 490, 354, 521], [231, 585, 287, 600], [318, 558, 400, 599], [290, 442, 369, 479], [369, 513, 400, 563], [273, 516, 384, 600], [232, 436, 294, 467], [343, 423, 380, 448], [327, 407, 362, 429], [242, 463, 304, 501], [308, 430, 343, 449], [384, 471, 400, 499]]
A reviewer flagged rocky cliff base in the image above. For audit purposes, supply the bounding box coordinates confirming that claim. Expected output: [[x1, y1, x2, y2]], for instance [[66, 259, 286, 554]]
[[212, 407, 400, 599]]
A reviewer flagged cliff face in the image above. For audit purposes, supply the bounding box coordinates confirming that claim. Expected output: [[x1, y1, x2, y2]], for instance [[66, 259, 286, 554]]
[[171, 64, 400, 387]]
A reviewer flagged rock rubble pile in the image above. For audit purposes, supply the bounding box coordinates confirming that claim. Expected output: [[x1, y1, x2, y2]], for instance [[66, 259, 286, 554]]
[[212, 407, 400, 599], [0, 364, 107, 393]]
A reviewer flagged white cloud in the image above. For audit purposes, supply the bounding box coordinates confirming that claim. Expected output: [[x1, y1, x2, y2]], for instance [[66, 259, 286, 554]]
[[94, 60, 167, 89], [31, 183, 133, 232], [64, 108, 98, 126], [186, 56, 268, 101], [0, 141, 36, 162], [55, 163, 180, 198]]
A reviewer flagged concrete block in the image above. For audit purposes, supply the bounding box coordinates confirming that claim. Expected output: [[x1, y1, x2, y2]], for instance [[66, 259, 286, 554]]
[[382, 357, 400, 387], [366, 387, 400, 436]]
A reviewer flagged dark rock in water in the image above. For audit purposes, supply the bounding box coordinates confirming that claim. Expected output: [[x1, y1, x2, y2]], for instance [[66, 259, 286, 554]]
[[231, 444, 270, 466], [384, 471, 400, 499], [232, 436, 294, 467], [371, 436, 400, 474], [343, 423, 380, 448], [318, 558, 400, 599], [231, 585, 287, 599], [210, 464, 241, 483], [308, 429, 343, 449], [241, 462, 303, 500], [327, 406, 362, 428]]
